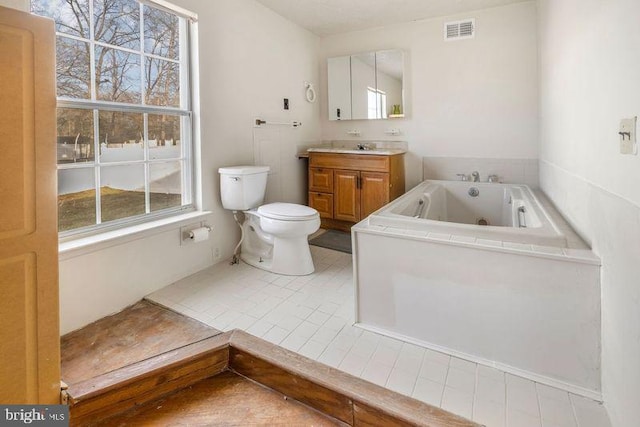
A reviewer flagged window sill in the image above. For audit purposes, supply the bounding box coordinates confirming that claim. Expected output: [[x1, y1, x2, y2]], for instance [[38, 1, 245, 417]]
[[59, 210, 212, 261]]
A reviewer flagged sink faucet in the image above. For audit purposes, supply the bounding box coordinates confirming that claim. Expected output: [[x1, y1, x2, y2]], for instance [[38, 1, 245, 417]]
[[356, 143, 371, 151], [471, 171, 480, 182]]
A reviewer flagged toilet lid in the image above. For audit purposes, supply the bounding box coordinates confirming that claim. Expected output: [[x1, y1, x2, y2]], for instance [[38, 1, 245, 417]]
[[258, 203, 319, 220]]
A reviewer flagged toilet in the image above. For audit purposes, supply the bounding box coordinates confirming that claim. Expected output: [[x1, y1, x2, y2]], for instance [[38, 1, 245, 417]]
[[219, 165, 320, 276]]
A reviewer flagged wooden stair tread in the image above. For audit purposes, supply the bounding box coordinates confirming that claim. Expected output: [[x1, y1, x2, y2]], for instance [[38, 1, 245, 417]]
[[66, 329, 480, 427], [61, 300, 221, 385]]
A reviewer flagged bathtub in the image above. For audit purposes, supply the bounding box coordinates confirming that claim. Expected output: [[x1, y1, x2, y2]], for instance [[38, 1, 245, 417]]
[[352, 180, 602, 399], [369, 180, 566, 247]]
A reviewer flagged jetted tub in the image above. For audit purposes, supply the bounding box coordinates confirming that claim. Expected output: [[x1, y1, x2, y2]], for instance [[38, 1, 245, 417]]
[[369, 180, 567, 247], [352, 180, 602, 399]]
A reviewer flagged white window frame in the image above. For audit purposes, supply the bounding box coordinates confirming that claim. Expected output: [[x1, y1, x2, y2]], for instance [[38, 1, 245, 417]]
[[33, 0, 200, 240], [367, 86, 387, 119]]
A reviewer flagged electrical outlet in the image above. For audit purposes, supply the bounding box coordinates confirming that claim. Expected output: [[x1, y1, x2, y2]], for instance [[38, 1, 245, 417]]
[[213, 247, 221, 260], [283, 98, 289, 110], [619, 116, 637, 155]]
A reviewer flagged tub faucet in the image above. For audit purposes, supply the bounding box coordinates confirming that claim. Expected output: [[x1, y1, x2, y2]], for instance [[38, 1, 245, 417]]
[[471, 171, 480, 182]]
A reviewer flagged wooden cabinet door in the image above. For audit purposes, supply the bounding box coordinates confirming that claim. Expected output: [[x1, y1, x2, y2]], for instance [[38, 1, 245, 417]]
[[309, 167, 333, 193], [361, 172, 390, 219], [0, 7, 59, 404], [333, 170, 360, 222], [308, 192, 333, 219]]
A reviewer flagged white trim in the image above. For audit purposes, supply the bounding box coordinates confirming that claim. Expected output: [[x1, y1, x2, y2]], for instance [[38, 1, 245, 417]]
[[59, 210, 211, 260], [138, 0, 198, 22], [354, 322, 603, 402], [56, 99, 190, 116], [52, 2, 199, 238]]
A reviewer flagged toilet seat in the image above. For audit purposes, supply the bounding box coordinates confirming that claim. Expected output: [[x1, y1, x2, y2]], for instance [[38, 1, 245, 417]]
[[257, 203, 318, 221]]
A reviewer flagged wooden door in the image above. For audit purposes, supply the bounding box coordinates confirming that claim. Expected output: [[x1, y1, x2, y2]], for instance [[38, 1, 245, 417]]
[[333, 170, 360, 222], [0, 6, 59, 404], [361, 172, 390, 219]]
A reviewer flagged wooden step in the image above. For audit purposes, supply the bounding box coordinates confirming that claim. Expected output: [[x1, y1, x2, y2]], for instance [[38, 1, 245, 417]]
[[65, 330, 481, 427], [61, 300, 221, 385]]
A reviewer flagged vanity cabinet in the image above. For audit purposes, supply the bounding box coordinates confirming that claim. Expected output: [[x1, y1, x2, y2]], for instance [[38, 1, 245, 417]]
[[308, 153, 405, 231]]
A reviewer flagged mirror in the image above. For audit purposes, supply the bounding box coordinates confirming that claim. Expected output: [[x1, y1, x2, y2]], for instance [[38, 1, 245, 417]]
[[327, 49, 404, 121]]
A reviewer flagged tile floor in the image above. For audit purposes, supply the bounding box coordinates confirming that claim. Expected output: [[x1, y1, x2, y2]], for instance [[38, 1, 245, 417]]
[[147, 246, 611, 427]]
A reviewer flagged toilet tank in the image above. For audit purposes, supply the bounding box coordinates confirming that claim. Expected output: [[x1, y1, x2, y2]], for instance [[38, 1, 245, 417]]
[[219, 165, 270, 210]]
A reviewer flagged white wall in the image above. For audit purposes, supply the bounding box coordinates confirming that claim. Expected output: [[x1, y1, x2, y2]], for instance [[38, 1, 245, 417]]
[[376, 69, 402, 117], [350, 55, 376, 120], [58, 0, 321, 333], [537, 0, 640, 425], [0, 0, 27, 11], [320, 1, 539, 189]]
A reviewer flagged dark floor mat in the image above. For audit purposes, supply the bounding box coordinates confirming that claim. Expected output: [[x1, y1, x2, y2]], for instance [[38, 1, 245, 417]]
[[309, 229, 352, 254]]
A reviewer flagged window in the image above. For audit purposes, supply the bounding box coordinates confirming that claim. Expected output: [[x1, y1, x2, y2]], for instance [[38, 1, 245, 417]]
[[31, 0, 196, 235], [367, 87, 387, 119]]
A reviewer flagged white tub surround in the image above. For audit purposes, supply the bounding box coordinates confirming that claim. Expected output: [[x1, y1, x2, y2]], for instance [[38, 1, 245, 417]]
[[370, 180, 564, 246], [423, 157, 539, 188], [352, 180, 601, 400]]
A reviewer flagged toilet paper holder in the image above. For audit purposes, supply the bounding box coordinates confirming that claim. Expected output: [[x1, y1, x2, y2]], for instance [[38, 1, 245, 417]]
[[180, 223, 212, 245], [189, 226, 212, 240]]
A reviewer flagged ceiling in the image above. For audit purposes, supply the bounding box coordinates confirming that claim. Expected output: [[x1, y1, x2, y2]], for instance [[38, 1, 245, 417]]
[[256, 0, 530, 37]]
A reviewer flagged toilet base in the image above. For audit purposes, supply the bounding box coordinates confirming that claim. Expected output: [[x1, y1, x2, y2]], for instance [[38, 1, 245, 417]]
[[240, 237, 315, 276], [240, 217, 316, 276]]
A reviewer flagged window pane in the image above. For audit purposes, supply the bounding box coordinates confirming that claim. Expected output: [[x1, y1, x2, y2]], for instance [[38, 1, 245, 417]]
[[100, 164, 145, 222], [56, 37, 91, 99], [144, 5, 180, 60], [94, 0, 140, 50], [145, 57, 179, 107], [98, 111, 143, 162], [31, 0, 90, 39], [58, 168, 96, 231], [57, 108, 94, 164], [148, 114, 181, 159], [150, 161, 182, 212], [95, 46, 141, 103]]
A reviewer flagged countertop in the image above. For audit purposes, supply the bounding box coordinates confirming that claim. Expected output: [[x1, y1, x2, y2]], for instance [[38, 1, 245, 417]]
[[305, 147, 407, 156]]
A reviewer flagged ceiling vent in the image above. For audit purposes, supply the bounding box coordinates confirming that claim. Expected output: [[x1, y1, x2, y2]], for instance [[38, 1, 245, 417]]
[[444, 19, 475, 41]]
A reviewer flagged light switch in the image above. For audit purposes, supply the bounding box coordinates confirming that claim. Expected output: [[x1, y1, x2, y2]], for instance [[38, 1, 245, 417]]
[[619, 116, 637, 155]]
